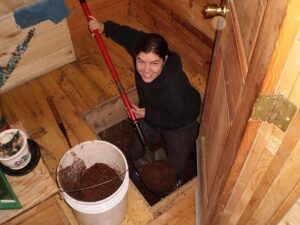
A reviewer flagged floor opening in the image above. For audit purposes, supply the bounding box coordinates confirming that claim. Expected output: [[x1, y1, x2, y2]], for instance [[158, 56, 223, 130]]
[[98, 119, 197, 206]]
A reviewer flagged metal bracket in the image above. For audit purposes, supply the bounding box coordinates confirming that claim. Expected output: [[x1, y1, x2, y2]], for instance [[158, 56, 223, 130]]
[[251, 94, 297, 132]]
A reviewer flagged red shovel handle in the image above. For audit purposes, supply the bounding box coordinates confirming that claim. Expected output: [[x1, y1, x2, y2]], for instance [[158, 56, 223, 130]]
[[78, 0, 151, 156], [79, 0, 137, 122]]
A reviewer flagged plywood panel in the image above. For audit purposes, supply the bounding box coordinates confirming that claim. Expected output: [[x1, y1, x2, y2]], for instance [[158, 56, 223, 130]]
[[0, 0, 38, 15], [0, 13, 75, 93]]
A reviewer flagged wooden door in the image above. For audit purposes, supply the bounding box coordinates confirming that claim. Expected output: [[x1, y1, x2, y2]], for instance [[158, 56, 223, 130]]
[[198, 0, 289, 224]]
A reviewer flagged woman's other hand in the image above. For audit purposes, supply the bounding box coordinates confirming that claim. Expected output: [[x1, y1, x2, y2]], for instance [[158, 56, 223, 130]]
[[88, 16, 104, 34], [131, 104, 145, 119]]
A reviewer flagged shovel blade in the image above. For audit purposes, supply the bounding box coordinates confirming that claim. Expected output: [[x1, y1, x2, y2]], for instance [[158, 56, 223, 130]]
[[134, 148, 167, 167]]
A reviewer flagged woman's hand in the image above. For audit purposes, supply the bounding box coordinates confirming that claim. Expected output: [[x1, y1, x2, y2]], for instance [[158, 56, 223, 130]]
[[88, 16, 104, 34], [131, 104, 145, 119]]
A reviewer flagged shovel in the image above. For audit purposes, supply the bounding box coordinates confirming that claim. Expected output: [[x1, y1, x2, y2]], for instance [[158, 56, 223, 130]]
[[79, 0, 166, 166]]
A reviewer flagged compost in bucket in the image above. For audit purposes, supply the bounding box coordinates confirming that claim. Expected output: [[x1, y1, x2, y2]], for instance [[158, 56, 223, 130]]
[[57, 141, 129, 225], [59, 162, 122, 201]]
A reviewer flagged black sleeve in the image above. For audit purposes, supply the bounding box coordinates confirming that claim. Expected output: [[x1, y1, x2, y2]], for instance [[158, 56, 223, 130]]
[[104, 21, 145, 56]]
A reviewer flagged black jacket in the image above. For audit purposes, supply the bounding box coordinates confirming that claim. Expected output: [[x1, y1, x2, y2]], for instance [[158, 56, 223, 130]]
[[104, 21, 201, 129]]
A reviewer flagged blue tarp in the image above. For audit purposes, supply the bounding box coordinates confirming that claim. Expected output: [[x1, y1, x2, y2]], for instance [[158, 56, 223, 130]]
[[14, 0, 69, 29]]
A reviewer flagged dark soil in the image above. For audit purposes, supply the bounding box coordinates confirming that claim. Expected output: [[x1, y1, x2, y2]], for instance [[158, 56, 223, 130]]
[[98, 119, 197, 206], [60, 163, 122, 202], [138, 160, 176, 195]]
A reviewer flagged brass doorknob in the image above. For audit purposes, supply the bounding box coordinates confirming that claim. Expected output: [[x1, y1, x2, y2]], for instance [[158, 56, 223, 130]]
[[203, 4, 228, 18]]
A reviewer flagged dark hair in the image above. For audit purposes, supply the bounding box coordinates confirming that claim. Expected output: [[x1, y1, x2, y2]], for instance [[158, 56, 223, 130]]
[[135, 33, 169, 60]]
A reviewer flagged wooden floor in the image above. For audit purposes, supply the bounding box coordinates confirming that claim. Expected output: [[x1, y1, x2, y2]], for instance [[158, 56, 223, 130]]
[[1, 12, 207, 225]]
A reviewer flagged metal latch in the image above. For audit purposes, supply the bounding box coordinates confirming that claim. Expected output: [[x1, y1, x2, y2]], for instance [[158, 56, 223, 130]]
[[251, 94, 297, 132]]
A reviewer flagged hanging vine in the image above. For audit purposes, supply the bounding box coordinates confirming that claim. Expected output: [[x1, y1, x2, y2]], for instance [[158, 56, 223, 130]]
[[0, 28, 36, 88]]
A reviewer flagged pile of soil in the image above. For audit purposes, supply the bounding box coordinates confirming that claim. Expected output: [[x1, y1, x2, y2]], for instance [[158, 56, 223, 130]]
[[137, 160, 176, 195], [59, 163, 122, 202]]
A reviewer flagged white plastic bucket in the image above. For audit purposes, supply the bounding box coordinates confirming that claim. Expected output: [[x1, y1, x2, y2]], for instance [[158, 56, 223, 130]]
[[0, 128, 31, 170], [57, 140, 129, 225]]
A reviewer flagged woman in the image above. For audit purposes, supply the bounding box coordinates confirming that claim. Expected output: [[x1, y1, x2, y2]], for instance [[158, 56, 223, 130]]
[[89, 18, 201, 187]]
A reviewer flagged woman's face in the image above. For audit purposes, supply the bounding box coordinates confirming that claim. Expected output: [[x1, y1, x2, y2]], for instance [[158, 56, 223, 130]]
[[136, 51, 168, 83]]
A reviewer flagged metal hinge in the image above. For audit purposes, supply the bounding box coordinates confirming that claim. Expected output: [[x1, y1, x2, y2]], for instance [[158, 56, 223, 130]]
[[251, 94, 297, 132]]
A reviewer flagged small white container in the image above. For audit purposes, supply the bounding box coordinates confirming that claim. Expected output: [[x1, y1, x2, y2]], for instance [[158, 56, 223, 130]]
[[57, 140, 129, 225], [0, 129, 31, 170]]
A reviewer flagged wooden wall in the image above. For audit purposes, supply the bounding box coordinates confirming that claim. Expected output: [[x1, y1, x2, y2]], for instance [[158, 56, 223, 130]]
[[128, 0, 220, 80]]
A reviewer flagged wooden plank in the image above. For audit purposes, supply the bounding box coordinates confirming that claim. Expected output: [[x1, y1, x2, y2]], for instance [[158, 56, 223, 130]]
[[129, 0, 219, 41], [228, 142, 275, 225], [66, 0, 129, 31], [275, 28, 300, 106], [261, 0, 300, 94], [212, 121, 260, 225], [148, 189, 196, 225], [236, 110, 300, 225], [0, 159, 57, 223], [0, 14, 76, 93], [219, 122, 275, 225], [5, 195, 74, 225], [37, 72, 97, 147], [83, 88, 138, 135], [276, 197, 300, 225], [151, 178, 197, 218], [122, 181, 153, 224], [250, 139, 300, 224]]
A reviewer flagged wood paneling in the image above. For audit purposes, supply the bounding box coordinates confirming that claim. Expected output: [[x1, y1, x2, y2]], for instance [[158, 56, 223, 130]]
[[67, 0, 129, 31], [129, 0, 214, 79], [130, 0, 220, 40]]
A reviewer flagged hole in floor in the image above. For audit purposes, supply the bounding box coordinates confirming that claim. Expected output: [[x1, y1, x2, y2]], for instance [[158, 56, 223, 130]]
[[98, 119, 197, 206]]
